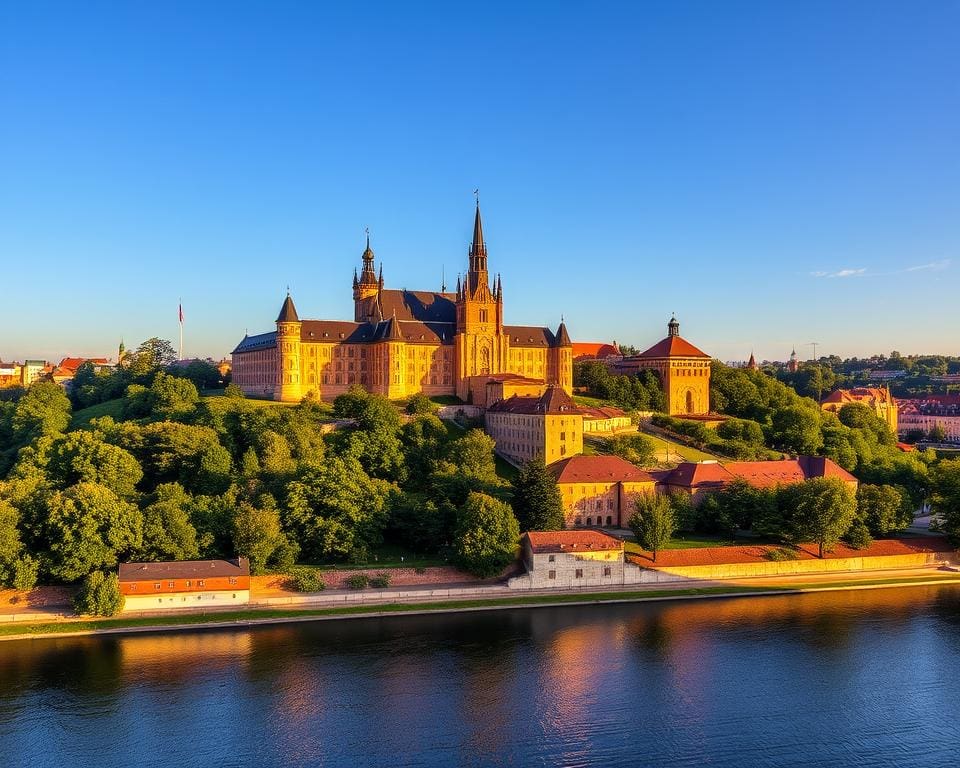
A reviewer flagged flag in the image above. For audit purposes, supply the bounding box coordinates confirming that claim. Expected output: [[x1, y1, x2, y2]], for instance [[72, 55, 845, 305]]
[[179, 303, 184, 324]]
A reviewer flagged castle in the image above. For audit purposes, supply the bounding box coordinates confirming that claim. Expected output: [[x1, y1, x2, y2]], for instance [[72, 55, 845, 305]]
[[231, 204, 573, 403]]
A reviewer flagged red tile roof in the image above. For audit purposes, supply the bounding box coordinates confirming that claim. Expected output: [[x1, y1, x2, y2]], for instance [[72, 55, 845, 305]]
[[119, 558, 250, 581], [822, 387, 895, 405], [572, 342, 621, 360], [578, 405, 628, 420], [660, 457, 856, 490], [525, 530, 624, 554], [627, 537, 954, 567], [636, 335, 710, 359], [548, 455, 656, 484]]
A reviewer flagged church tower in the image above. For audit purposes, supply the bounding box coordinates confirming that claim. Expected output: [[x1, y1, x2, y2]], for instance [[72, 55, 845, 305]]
[[549, 320, 574, 394], [455, 202, 506, 401], [276, 292, 303, 402], [353, 233, 383, 322]]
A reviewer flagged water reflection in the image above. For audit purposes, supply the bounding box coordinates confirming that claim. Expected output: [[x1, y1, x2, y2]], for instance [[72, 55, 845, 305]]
[[1, 585, 959, 768]]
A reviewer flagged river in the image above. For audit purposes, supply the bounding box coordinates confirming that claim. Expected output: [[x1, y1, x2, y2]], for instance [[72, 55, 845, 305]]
[[2, 585, 960, 767]]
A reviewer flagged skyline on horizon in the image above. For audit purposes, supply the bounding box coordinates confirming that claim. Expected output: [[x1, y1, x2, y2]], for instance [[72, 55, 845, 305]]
[[2, 2, 957, 364]]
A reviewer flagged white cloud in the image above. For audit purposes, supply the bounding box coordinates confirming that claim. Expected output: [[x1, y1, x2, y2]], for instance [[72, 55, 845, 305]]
[[810, 259, 951, 279]]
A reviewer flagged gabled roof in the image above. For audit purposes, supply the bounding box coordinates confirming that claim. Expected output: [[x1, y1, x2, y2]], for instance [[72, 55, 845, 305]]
[[119, 558, 250, 581], [555, 321, 571, 347], [232, 331, 277, 354], [524, 530, 624, 554], [548, 455, 655, 484], [660, 457, 856, 489], [358, 289, 457, 324], [504, 325, 557, 348], [487, 385, 579, 415], [636, 335, 710, 359]]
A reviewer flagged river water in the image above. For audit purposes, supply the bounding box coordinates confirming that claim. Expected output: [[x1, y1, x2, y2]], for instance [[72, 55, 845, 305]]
[[2, 586, 960, 768]]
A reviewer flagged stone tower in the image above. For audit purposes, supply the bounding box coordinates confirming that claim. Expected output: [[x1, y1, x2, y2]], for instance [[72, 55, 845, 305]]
[[549, 320, 574, 394], [353, 233, 382, 322], [276, 292, 303, 402], [454, 202, 506, 401]]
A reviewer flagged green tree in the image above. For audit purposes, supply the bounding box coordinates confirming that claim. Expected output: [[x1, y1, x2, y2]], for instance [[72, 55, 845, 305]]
[[777, 477, 857, 557], [43, 431, 143, 497], [132, 422, 232, 495], [12, 382, 72, 443], [148, 372, 200, 419], [387, 490, 451, 553], [73, 570, 124, 616], [232, 497, 297, 575], [856, 484, 911, 537], [130, 337, 177, 374], [453, 492, 520, 577], [844, 518, 873, 550], [173, 360, 221, 391], [770, 405, 823, 455], [405, 393, 437, 415], [447, 429, 498, 483], [716, 418, 765, 446], [930, 460, 960, 545], [604, 433, 657, 466], [400, 414, 449, 489], [45, 483, 144, 581], [629, 492, 676, 562], [284, 455, 391, 561], [140, 483, 201, 561], [929, 424, 948, 443], [511, 458, 564, 531], [0, 499, 25, 588]]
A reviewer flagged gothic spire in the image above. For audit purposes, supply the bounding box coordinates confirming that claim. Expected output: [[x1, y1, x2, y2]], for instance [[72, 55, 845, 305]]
[[467, 200, 489, 294]]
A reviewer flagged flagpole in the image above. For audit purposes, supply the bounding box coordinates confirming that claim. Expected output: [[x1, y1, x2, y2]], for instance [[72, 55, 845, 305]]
[[179, 299, 184, 361]]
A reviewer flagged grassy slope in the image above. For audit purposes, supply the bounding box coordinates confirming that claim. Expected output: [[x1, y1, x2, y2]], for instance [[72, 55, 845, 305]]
[[70, 399, 125, 429]]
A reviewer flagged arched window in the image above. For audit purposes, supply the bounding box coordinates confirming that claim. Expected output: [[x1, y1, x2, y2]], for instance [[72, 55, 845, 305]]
[[686, 390, 694, 414]]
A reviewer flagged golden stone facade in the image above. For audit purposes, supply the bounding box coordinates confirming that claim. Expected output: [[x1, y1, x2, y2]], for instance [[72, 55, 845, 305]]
[[232, 205, 573, 403]]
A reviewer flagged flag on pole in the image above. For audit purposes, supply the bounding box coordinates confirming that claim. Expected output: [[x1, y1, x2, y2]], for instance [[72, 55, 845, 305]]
[[179, 303, 184, 324]]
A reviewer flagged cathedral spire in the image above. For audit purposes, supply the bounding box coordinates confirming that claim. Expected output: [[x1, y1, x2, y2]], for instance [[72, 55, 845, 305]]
[[467, 200, 489, 295]]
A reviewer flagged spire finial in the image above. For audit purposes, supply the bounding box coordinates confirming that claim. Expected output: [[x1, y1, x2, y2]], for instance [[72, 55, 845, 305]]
[[474, 188, 479, 207], [442, 265, 446, 293]]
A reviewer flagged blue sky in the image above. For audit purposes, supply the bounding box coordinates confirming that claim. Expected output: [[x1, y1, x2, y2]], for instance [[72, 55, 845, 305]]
[[1, 1, 957, 364]]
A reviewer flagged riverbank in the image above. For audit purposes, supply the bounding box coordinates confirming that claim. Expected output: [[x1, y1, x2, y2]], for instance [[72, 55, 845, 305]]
[[4, 570, 960, 642]]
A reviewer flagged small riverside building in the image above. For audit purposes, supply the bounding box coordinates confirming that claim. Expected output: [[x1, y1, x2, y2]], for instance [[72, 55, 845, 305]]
[[118, 558, 251, 612], [512, 530, 627, 590], [548, 455, 657, 528]]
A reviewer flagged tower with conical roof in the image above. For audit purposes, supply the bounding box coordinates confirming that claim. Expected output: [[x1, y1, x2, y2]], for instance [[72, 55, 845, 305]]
[[747, 351, 759, 371], [276, 291, 303, 402], [787, 347, 799, 373], [455, 201, 506, 400], [548, 319, 574, 394], [353, 232, 382, 321]]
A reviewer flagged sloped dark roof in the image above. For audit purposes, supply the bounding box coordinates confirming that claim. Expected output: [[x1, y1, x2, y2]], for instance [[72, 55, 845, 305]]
[[548, 455, 655, 484], [298, 319, 454, 345], [504, 325, 556, 348], [232, 331, 277, 354], [555, 322, 572, 347], [358, 289, 457, 324], [276, 294, 299, 323], [488, 385, 578, 415]]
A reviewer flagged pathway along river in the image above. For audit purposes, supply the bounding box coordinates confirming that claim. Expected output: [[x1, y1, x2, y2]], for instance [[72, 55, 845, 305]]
[[2, 585, 960, 767]]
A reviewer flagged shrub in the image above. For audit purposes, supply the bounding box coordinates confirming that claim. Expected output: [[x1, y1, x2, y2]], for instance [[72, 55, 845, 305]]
[[763, 547, 799, 562], [288, 567, 326, 593], [223, 383, 245, 399], [11, 556, 39, 592], [345, 573, 370, 590], [74, 571, 125, 616], [369, 572, 392, 588], [405, 393, 437, 415], [844, 519, 873, 550]]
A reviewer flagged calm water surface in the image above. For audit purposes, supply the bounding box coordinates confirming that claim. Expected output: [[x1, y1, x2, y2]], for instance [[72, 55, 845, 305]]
[[2, 586, 960, 768]]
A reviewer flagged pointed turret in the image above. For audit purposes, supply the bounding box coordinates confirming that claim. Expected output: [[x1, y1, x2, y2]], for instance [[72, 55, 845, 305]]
[[276, 292, 299, 323], [555, 320, 572, 347], [467, 201, 489, 295], [386, 311, 403, 341], [747, 351, 759, 371]]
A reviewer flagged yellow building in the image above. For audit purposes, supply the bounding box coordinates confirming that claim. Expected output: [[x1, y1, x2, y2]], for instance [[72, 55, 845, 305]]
[[614, 316, 712, 415], [821, 387, 898, 435], [231, 204, 573, 403], [547, 455, 657, 528], [485, 386, 583, 466]]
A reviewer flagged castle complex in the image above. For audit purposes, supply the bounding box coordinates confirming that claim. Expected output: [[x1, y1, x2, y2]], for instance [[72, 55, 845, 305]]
[[231, 204, 573, 403]]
